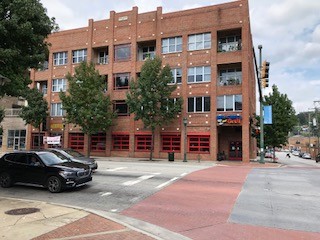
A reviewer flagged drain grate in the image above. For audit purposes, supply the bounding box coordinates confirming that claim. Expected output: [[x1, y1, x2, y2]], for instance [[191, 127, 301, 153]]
[[5, 208, 40, 215]]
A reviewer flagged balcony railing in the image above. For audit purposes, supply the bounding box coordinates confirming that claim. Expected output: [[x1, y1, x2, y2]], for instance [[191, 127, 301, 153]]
[[97, 56, 109, 65], [219, 75, 242, 86], [5, 108, 22, 117], [218, 41, 241, 52]]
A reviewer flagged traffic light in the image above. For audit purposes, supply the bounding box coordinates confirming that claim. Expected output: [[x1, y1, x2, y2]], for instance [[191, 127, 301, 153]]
[[261, 60, 270, 88]]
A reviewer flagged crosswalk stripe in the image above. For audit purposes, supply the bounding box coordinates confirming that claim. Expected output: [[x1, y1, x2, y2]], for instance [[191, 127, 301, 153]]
[[122, 175, 155, 186], [156, 177, 179, 189], [105, 167, 127, 172]]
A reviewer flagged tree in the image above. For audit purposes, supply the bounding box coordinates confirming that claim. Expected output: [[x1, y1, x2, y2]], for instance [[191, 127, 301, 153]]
[[126, 57, 183, 160], [264, 85, 297, 161], [59, 62, 116, 157], [20, 88, 48, 148], [0, 107, 4, 135], [0, 0, 58, 97]]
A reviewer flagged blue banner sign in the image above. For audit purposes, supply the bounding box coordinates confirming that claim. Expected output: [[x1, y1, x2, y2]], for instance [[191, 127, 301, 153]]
[[264, 105, 272, 124]]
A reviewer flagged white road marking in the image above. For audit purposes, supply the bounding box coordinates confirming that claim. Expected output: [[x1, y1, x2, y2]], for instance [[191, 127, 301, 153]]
[[111, 209, 118, 212], [180, 172, 188, 177], [122, 175, 155, 186], [105, 167, 127, 172], [156, 177, 179, 189], [100, 192, 112, 197]]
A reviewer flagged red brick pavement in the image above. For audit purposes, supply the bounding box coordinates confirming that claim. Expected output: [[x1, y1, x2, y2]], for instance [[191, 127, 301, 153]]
[[122, 165, 320, 240]]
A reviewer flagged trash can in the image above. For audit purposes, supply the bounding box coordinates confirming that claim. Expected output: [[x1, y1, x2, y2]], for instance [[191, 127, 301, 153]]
[[168, 152, 174, 161]]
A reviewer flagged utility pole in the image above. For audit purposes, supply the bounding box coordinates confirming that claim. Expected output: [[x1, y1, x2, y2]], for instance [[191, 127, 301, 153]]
[[258, 45, 265, 164]]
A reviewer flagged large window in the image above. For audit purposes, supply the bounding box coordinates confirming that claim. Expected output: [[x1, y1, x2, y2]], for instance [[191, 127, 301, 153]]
[[162, 36, 182, 54], [141, 46, 155, 60], [219, 68, 242, 86], [114, 44, 131, 61], [114, 101, 129, 116], [112, 134, 129, 150], [188, 66, 211, 83], [52, 78, 67, 92], [161, 135, 181, 152], [50, 103, 64, 117], [91, 133, 106, 151], [114, 73, 130, 90], [188, 135, 210, 153], [72, 49, 87, 64], [7, 130, 26, 150], [170, 68, 182, 84], [188, 33, 211, 51], [188, 97, 210, 113], [135, 135, 152, 151], [217, 95, 242, 111], [98, 51, 109, 64], [69, 133, 84, 150], [53, 51, 68, 66], [218, 35, 241, 52]]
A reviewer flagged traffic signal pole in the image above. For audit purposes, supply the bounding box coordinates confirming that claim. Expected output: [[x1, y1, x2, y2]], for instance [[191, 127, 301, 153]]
[[258, 45, 265, 164]]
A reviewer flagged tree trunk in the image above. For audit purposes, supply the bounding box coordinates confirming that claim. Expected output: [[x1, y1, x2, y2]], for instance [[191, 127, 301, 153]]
[[149, 128, 155, 161], [38, 125, 41, 150], [272, 146, 276, 163], [86, 134, 91, 158]]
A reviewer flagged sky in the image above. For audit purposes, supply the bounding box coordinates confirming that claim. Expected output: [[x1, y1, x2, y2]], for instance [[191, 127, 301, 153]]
[[40, 0, 320, 113]]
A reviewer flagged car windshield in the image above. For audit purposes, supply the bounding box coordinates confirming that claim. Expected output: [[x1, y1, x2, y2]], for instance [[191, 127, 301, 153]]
[[38, 152, 68, 166], [64, 149, 84, 157]]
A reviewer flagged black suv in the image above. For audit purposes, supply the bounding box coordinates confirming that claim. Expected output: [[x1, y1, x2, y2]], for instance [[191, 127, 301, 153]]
[[0, 151, 92, 193]]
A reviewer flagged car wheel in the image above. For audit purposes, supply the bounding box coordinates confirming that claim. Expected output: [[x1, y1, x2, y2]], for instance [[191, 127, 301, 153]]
[[47, 176, 62, 193], [0, 172, 13, 188]]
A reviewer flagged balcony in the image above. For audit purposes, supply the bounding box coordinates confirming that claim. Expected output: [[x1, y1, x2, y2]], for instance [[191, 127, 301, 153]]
[[5, 108, 22, 117], [218, 41, 241, 52], [219, 75, 242, 86]]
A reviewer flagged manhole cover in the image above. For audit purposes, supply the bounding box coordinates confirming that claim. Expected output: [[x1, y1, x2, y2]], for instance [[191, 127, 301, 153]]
[[5, 208, 40, 215]]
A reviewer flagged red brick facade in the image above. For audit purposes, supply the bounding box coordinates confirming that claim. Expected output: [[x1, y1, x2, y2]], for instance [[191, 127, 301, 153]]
[[29, 0, 256, 161]]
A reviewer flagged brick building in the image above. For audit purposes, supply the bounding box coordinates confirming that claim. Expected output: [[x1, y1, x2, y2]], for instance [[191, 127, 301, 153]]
[[28, 0, 257, 161]]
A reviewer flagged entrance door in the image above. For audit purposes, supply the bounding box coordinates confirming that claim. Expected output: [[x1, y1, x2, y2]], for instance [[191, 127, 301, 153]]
[[229, 141, 242, 160], [14, 138, 20, 150]]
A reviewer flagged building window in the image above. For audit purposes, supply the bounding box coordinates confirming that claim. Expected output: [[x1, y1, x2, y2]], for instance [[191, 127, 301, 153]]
[[188, 33, 211, 51], [53, 51, 68, 66], [135, 135, 152, 151], [50, 103, 64, 117], [188, 97, 210, 113], [142, 46, 155, 60], [91, 133, 106, 151], [217, 95, 242, 111], [188, 66, 211, 83], [170, 68, 182, 84], [69, 133, 84, 150], [161, 135, 181, 152], [98, 51, 109, 64], [218, 35, 241, 52], [114, 44, 131, 61], [36, 81, 48, 95], [114, 101, 129, 116], [162, 36, 182, 54], [219, 68, 242, 86], [114, 73, 130, 90], [52, 78, 67, 92], [72, 49, 87, 64], [188, 135, 210, 153], [8, 130, 26, 150], [112, 134, 129, 150]]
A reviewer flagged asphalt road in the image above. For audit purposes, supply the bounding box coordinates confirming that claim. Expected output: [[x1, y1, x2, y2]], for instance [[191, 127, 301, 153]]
[[0, 160, 213, 212]]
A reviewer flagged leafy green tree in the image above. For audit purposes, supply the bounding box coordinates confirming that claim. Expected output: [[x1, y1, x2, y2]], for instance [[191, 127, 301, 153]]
[[264, 85, 297, 160], [60, 62, 116, 157], [0, 107, 4, 135], [20, 88, 48, 148], [0, 0, 58, 97], [126, 57, 183, 160]]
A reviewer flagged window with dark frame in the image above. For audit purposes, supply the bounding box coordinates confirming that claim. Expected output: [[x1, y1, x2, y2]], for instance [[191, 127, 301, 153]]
[[112, 134, 129, 150], [114, 73, 130, 90], [135, 135, 152, 151], [161, 135, 181, 152], [114, 101, 129, 116], [91, 133, 106, 151], [170, 68, 182, 84], [69, 133, 84, 150], [187, 96, 210, 113], [114, 44, 131, 61], [188, 135, 210, 153]]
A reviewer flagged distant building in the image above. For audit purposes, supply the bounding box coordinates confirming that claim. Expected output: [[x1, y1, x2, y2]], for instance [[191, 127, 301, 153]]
[[29, 0, 256, 161], [288, 135, 319, 158]]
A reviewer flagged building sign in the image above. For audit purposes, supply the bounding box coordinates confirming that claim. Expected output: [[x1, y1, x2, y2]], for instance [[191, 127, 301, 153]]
[[50, 123, 63, 130], [217, 115, 242, 125], [43, 136, 61, 144], [118, 16, 128, 21], [263, 105, 272, 124]]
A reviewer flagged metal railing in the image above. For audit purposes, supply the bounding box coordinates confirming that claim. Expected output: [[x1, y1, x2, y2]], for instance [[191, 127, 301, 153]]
[[218, 42, 242, 52], [4, 108, 22, 117], [219, 75, 242, 86]]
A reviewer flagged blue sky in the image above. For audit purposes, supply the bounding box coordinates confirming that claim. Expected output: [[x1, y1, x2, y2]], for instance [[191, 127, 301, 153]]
[[41, 0, 320, 113]]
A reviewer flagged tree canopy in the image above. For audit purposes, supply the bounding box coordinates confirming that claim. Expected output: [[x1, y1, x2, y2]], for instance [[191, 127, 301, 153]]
[[126, 57, 182, 160], [264, 85, 297, 150], [0, 0, 58, 96], [59, 62, 116, 156]]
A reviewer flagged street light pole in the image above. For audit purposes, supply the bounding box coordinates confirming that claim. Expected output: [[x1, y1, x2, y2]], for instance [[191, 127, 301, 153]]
[[183, 117, 187, 162], [258, 45, 265, 164]]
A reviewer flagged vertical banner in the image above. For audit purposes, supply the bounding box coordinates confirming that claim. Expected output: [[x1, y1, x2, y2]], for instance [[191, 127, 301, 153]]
[[264, 105, 272, 124]]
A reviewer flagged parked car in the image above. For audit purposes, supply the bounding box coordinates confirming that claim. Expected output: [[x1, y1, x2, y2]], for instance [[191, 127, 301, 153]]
[[265, 150, 273, 158], [302, 153, 311, 159], [292, 151, 300, 156], [316, 153, 320, 163], [47, 148, 98, 170], [0, 151, 92, 193], [298, 152, 305, 158]]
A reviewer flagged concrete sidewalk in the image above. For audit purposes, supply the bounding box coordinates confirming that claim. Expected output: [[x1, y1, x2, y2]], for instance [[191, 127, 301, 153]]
[[0, 197, 188, 240]]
